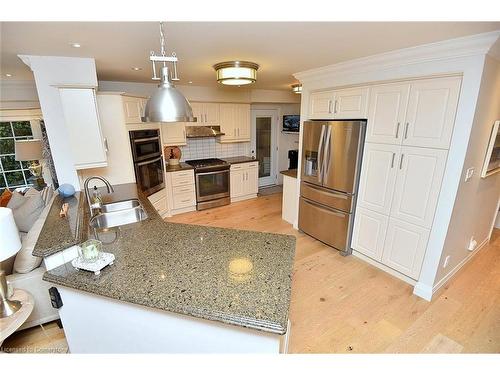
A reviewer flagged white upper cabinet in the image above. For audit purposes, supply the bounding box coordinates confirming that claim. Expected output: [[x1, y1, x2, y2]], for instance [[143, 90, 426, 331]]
[[333, 87, 369, 119], [161, 123, 186, 146], [309, 91, 335, 119], [59, 88, 107, 170], [357, 143, 399, 215], [191, 102, 220, 125], [382, 218, 430, 279], [403, 77, 461, 149], [390, 146, 448, 228], [366, 83, 410, 144], [219, 103, 250, 143], [122, 95, 147, 124], [309, 87, 369, 120]]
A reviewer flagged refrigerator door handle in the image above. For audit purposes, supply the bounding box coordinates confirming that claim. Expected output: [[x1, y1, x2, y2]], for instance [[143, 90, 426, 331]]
[[317, 124, 326, 184], [323, 125, 333, 182]]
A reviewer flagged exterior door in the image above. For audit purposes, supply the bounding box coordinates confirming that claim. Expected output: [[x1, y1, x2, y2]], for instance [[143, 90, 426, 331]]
[[382, 218, 430, 279], [403, 77, 461, 149], [251, 109, 278, 187], [366, 83, 410, 145], [390, 146, 448, 228], [357, 143, 399, 215], [351, 206, 389, 261]]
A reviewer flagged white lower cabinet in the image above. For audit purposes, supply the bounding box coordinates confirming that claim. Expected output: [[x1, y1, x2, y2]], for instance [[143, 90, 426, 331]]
[[165, 169, 196, 215], [230, 162, 259, 202], [351, 207, 389, 261], [147, 188, 168, 218], [382, 218, 430, 279]]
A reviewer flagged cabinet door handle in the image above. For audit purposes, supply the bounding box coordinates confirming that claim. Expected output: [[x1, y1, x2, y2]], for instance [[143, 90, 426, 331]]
[[395, 122, 400, 138], [328, 100, 333, 114], [399, 153, 404, 170], [391, 153, 395, 168], [404, 122, 409, 139], [103, 138, 109, 152], [334, 100, 338, 114], [204, 114, 207, 123]]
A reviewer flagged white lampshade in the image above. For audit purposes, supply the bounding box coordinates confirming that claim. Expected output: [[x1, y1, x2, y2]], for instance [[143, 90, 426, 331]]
[[15, 139, 43, 161], [0, 207, 22, 262]]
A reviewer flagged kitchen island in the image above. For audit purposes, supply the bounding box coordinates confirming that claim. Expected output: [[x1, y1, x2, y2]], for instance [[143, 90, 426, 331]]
[[38, 184, 296, 353]]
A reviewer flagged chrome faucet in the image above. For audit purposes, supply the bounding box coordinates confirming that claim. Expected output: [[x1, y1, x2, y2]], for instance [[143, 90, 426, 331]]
[[83, 176, 114, 215]]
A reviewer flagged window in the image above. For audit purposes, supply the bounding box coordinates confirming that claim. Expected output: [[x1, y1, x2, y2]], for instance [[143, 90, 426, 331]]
[[0, 121, 35, 191]]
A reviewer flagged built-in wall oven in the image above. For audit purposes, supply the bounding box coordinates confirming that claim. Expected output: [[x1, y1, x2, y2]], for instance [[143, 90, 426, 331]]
[[129, 129, 165, 196], [185, 158, 230, 210]]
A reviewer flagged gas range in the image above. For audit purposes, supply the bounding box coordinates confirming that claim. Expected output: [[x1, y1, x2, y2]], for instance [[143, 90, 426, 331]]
[[185, 158, 229, 172], [185, 158, 231, 210]]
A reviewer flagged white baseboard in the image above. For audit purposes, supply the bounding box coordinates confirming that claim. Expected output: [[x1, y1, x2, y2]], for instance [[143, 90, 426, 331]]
[[413, 282, 433, 301], [352, 250, 417, 286]]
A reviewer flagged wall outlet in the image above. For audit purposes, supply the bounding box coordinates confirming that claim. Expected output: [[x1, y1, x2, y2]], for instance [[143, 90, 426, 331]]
[[467, 236, 478, 251], [443, 255, 451, 268], [465, 167, 475, 182]]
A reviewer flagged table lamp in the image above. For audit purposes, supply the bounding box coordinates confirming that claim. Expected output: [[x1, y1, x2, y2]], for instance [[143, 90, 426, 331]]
[[0, 207, 22, 318], [15, 139, 45, 190]]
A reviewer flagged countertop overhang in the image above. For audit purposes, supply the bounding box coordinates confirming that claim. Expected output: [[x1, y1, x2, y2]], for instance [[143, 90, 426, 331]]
[[42, 183, 296, 335]]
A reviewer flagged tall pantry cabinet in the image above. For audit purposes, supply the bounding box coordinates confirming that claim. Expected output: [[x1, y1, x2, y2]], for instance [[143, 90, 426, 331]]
[[351, 76, 461, 280]]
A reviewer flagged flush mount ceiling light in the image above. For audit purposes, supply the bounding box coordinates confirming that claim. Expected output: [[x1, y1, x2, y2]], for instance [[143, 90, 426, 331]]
[[70, 42, 81, 48], [142, 22, 195, 123], [131, 67, 142, 71], [5, 73, 12, 77], [213, 61, 259, 86], [291, 84, 302, 94]]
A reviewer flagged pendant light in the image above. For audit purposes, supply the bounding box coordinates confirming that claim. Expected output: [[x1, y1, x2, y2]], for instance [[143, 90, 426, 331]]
[[213, 61, 259, 86], [142, 22, 195, 123]]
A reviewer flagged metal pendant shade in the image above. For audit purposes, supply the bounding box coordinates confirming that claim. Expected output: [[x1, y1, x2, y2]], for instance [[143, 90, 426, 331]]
[[142, 22, 195, 123], [142, 66, 195, 123]]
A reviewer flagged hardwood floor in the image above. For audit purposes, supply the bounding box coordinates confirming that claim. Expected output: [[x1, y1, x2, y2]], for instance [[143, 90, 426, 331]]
[[3, 193, 499, 353]]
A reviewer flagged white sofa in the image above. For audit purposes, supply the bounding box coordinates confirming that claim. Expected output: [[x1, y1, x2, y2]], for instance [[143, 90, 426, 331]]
[[5, 193, 59, 330]]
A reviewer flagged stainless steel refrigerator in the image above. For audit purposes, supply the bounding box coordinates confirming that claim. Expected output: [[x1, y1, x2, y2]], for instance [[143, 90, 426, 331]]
[[298, 120, 366, 255]]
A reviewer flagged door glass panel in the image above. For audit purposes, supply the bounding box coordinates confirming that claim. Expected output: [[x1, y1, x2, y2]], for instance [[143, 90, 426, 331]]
[[256, 117, 272, 178]]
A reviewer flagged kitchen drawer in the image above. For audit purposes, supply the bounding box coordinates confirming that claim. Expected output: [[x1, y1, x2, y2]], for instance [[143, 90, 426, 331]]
[[230, 162, 258, 170], [298, 197, 350, 252], [170, 170, 194, 187], [173, 191, 196, 209], [300, 181, 353, 213], [148, 188, 166, 204], [172, 184, 195, 195]]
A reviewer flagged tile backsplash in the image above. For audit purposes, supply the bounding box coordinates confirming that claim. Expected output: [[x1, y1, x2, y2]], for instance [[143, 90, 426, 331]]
[[179, 138, 251, 161]]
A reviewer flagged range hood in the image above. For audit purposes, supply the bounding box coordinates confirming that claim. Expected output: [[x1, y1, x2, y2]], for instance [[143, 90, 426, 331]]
[[185, 126, 225, 138]]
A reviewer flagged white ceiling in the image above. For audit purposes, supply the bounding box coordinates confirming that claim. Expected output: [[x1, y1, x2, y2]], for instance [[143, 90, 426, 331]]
[[1, 22, 499, 90]]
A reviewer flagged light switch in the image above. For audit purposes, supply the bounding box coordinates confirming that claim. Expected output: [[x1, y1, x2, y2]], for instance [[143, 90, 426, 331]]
[[465, 167, 474, 182]]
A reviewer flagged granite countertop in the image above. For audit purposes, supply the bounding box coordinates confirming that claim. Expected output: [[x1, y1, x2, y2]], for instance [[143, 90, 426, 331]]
[[42, 183, 296, 335], [280, 169, 298, 178], [33, 192, 85, 257], [165, 162, 194, 172], [221, 156, 256, 165]]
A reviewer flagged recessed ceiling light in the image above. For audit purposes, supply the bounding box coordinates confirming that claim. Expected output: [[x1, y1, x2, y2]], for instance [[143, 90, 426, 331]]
[[131, 67, 142, 71], [70, 42, 81, 48], [5, 73, 12, 77], [188, 81, 193, 84]]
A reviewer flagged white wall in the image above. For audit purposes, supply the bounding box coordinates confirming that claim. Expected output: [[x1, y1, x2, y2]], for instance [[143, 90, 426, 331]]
[[433, 55, 500, 286], [20, 55, 98, 189], [98, 81, 300, 104], [251, 103, 301, 184], [0, 79, 39, 109]]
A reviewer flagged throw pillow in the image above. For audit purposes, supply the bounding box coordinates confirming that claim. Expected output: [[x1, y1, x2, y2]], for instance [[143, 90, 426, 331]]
[[12, 193, 45, 232], [6, 191, 26, 210], [25, 186, 54, 206], [0, 189, 13, 207]]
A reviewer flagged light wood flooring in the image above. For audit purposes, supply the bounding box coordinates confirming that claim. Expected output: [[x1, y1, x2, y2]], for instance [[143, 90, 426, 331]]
[[3, 193, 499, 353]]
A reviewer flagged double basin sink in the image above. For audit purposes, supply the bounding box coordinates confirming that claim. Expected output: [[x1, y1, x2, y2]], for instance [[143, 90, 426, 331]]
[[89, 199, 148, 230]]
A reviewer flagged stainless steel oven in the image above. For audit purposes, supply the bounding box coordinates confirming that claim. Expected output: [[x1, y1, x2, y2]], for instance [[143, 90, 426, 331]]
[[130, 129, 165, 196], [186, 158, 230, 210]]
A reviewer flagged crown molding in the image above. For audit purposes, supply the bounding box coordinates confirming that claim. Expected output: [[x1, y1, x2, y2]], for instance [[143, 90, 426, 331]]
[[294, 31, 500, 83]]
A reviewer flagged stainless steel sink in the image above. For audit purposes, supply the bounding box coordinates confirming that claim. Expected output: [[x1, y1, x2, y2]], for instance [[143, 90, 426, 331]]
[[100, 199, 141, 213], [89, 206, 148, 229]]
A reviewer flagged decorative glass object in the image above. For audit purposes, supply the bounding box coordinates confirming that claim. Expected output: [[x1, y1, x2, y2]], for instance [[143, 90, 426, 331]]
[[78, 239, 102, 263]]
